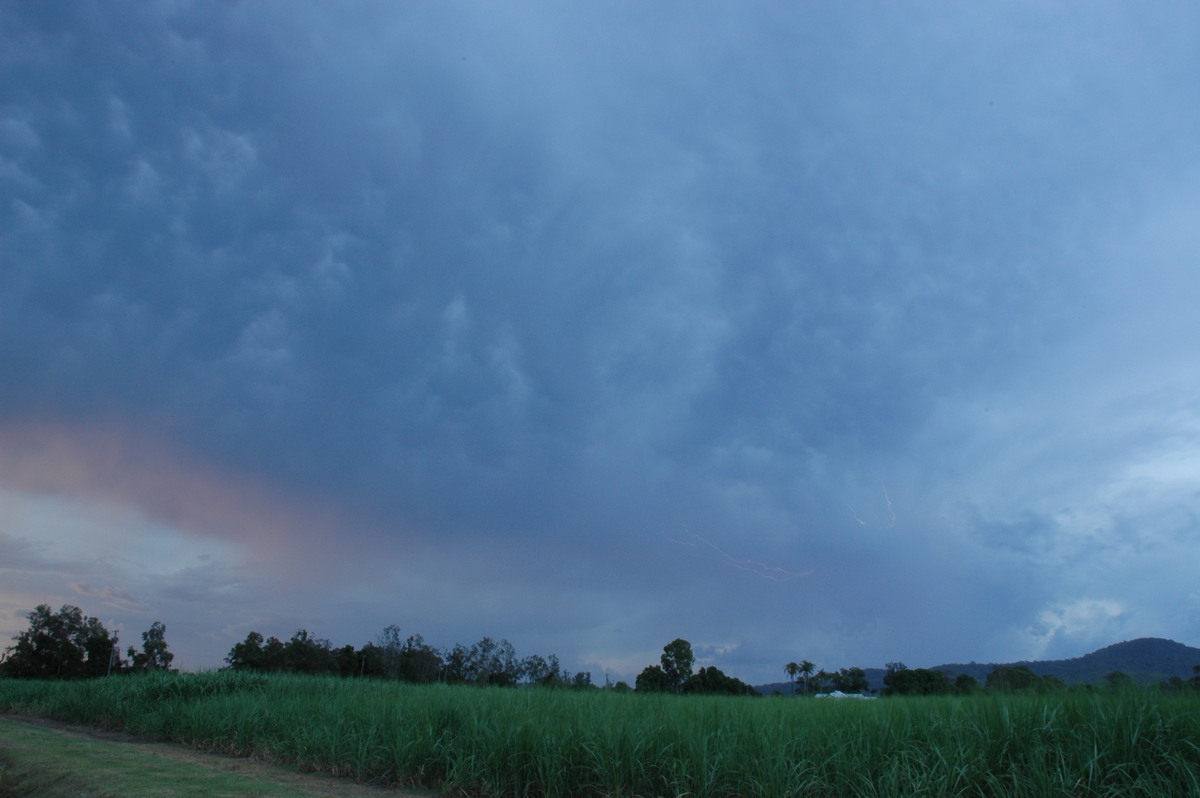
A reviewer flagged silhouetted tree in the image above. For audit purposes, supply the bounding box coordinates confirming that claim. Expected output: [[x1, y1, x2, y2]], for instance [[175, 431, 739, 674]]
[[635, 664, 672, 693], [80, 614, 121, 677], [262, 635, 286, 671], [953, 673, 980, 694], [438, 637, 520, 685], [784, 661, 800, 694], [474, 637, 520, 686], [225, 631, 266, 671], [799, 660, 816, 695], [660, 638, 695, 694], [683, 666, 759, 696], [396, 634, 443, 683], [442, 643, 471, 683], [284, 629, 333, 673], [831, 667, 869, 694], [883, 665, 951, 696], [333, 644, 359, 676], [374, 624, 405, 678], [127, 621, 174, 672], [1, 604, 123, 679], [522, 653, 551, 685]]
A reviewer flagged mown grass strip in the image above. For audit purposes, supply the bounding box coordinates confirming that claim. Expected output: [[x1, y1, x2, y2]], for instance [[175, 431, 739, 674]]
[[0, 715, 356, 797]]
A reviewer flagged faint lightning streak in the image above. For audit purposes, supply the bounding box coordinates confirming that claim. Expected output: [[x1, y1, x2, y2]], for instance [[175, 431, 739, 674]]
[[846, 486, 897, 529], [883, 486, 896, 528], [678, 529, 813, 581]]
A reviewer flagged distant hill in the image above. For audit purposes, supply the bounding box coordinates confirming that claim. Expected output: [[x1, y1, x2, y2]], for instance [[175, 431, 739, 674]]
[[756, 638, 1200, 694], [934, 638, 1200, 686]]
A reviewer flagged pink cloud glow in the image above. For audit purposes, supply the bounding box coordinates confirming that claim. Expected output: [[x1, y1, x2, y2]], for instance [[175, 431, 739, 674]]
[[0, 417, 397, 583]]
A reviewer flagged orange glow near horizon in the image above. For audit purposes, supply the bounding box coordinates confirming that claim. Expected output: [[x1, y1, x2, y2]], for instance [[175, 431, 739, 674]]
[[0, 417, 388, 581]]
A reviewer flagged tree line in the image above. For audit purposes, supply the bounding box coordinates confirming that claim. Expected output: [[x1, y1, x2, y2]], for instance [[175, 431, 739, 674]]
[[226, 631, 759, 696], [633, 638, 759, 696], [0, 604, 173, 679], [8, 603, 1200, 696], [224, 625, 595, 688], [0, 604, 757, 696], [783, 660, 871, 694], [781, 658, 1200, 696], [0, 603, 598, 688]]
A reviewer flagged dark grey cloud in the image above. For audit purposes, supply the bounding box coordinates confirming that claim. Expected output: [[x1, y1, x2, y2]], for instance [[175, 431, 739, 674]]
[[4, 1, 1200, 679]]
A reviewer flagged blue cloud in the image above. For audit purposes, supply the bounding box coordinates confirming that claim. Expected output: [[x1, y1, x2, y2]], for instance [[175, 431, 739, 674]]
[[4, 2, 1200, 679]]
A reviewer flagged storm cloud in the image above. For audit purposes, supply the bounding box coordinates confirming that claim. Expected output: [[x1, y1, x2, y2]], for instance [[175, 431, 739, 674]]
[[3, 2, 1200, 682]]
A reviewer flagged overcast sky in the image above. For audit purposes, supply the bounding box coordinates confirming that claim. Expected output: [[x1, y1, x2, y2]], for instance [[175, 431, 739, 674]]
[[3, 2, 1200, 684]]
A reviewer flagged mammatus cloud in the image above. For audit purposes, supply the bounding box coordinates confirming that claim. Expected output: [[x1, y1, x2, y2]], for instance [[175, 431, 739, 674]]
[[3, 3, 1200, 680]]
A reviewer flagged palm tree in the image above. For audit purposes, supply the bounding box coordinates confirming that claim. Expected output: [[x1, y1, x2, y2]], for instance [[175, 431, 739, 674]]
[[784, 661, 800, 694], [799, 660, 815, 695]]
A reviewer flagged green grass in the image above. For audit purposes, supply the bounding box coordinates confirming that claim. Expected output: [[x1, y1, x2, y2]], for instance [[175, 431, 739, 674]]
[[0, 713, 365, 797], [3, 672, 1200, 796]]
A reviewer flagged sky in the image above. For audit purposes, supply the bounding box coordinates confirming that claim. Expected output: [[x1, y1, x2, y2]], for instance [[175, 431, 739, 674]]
[[3, 2, 1200, 685]]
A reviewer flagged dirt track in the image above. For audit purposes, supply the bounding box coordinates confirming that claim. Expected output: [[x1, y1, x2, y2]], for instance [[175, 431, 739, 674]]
[[0, 714, 434, 797]]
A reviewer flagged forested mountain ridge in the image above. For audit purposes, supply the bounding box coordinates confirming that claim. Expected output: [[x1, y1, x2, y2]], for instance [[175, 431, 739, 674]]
[[933, 637, 1200, 686], [758, 638, 1200, 694]]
